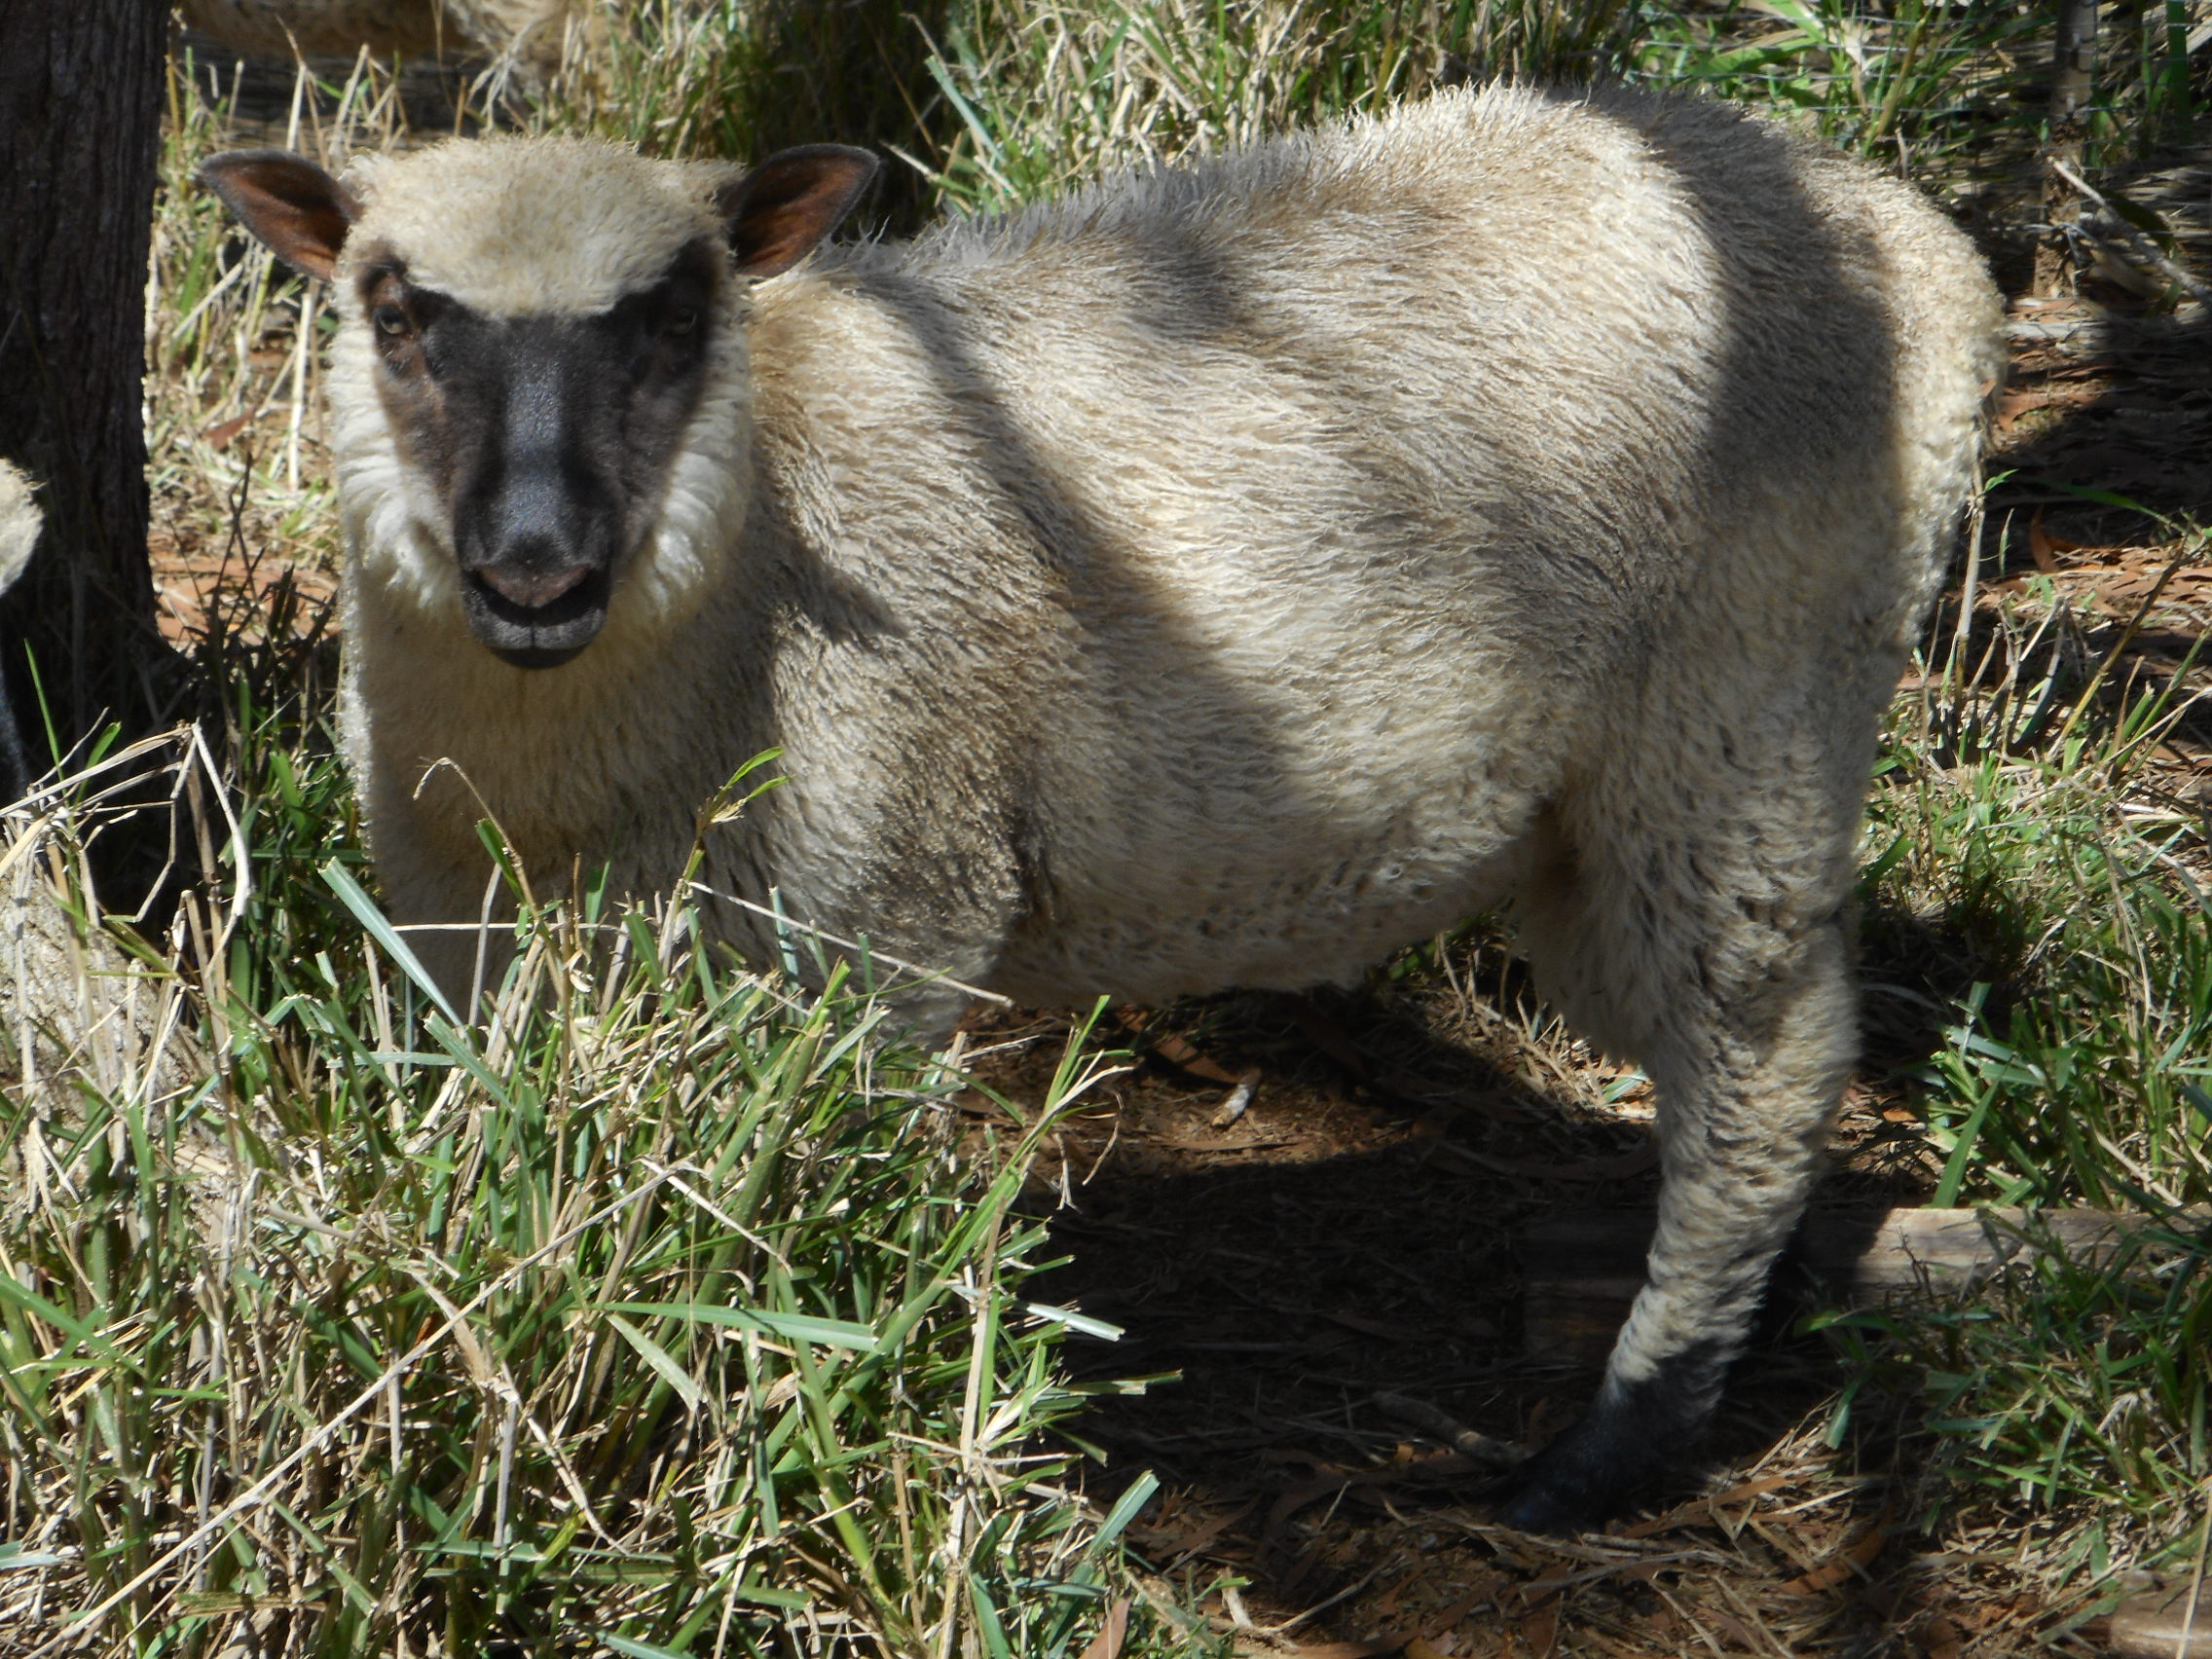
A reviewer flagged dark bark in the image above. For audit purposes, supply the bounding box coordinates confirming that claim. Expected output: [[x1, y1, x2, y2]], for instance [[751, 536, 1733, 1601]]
[[2037, 0, 2102, 294], [0, 0, 170, 774]]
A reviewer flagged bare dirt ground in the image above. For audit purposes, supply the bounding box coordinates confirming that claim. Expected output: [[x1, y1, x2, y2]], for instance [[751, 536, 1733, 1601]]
[[959, 978, 1991, 1659]]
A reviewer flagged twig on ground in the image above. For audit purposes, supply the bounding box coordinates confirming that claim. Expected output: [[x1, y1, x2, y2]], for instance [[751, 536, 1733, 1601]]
[[1373, 1389, 1529, 1470], [1211, 1068, 1262, 1127], [2049, 157, 2212, 308]]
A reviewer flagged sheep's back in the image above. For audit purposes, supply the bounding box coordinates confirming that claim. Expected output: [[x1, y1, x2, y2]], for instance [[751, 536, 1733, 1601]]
[[731, 86, 2001, 1002]]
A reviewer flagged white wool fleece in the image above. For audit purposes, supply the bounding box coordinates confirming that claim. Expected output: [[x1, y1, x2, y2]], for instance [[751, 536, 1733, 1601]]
[[316, 83, 2002, 1521], [323, 89, 2000, 1019]]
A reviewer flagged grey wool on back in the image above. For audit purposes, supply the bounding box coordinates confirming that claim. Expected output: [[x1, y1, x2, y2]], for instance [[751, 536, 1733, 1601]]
[[203, 84, 2004, 1529]]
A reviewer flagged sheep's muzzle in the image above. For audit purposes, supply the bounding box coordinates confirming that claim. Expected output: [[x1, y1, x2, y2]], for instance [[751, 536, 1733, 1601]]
[[461, 560, 613, 669]]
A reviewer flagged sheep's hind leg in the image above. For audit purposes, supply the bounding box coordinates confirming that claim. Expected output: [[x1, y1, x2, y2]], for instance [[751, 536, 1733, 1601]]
[[1493, 783, 1862, 1532]]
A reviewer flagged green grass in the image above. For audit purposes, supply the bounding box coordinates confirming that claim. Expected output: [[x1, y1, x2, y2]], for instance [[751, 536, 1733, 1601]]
[[547, 0, 2170, 213], [0, 652, 1192, 1657], [1870, 573, 2212, 1213], [1, 846, 1169, 1655], [9, 0, 2212, 1648], [1825, 522, 2212, 1574], [1821, 1208, 2212, 1583], [903, 0, 1641, 213]]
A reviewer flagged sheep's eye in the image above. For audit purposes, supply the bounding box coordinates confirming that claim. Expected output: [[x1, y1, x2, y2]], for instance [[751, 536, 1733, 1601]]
[[664, 306, 700, 338], [373, 305, 411, 338]]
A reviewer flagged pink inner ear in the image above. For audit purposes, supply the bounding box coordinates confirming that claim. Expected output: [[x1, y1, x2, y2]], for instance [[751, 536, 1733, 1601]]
[[720, 146, 878, 280], [203, 152, 358, 281]]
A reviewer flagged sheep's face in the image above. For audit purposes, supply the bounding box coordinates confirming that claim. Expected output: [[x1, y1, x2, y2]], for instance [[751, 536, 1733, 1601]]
[[347, 234, 722, 666], [201, 138, 878, 668]]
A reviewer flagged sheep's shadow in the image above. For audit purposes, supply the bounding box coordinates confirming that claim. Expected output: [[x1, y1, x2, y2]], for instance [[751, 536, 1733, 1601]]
[[1004, 984, 1914, 1633], [1990, 297, 2212, 524]]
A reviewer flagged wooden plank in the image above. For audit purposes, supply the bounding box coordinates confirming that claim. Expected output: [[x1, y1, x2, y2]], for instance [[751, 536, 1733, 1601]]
[[1524, 1205, 2204, 1366]]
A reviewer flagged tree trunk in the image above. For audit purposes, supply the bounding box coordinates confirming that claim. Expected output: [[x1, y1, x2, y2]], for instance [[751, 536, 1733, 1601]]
[[0, 0, 170, 779], [2036, 0, 2102, 295]]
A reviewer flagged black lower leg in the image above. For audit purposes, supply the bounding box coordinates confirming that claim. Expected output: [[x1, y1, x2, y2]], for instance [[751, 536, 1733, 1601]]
[[1493, 1337, 1729, 1533], [0, 660, 31, 806]]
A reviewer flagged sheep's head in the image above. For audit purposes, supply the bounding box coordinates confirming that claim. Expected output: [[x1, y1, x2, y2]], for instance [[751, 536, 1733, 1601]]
[[202, 137, 876, 667]]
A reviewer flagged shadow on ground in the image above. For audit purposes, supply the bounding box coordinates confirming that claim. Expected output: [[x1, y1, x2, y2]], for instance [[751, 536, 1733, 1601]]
[[963, 966, 2019, 1655]]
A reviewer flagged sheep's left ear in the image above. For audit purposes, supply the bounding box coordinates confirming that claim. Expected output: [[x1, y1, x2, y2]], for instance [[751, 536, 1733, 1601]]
[[716, 145, 879, 280]]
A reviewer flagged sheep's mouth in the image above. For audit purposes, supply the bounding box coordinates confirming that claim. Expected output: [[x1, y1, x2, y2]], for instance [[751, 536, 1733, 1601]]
[[461, 565, 612, 668]]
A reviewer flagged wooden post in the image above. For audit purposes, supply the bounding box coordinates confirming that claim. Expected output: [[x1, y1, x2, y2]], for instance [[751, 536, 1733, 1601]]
[[1525, 1206, 2200, 1366]]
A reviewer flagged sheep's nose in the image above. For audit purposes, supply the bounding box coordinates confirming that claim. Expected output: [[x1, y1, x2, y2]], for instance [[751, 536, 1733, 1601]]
[[475, 563, 594, 608]]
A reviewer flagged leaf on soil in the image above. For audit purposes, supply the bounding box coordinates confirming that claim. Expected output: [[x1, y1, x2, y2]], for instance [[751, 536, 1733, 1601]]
[[1425, 1585, 1504, 1637], [1128, 1498, 1251, 1562], [1077, 1596, 1131, 1659], [203, 412, 256, 449], [1117, 1010, 1244, 1084], [2029, 509, 2068, 571], [1778, 1522, 1887, 1595], [1517, 1597, 1561, 1658], [1918, 1612, 1964, 1659], [1705, 1473, 1792, 1512]]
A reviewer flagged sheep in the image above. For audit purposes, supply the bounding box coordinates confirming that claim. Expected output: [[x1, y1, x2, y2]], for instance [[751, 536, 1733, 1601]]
[[181, 0, 577, 70], [0, 461, 41, 804], [202, 84, 2004, 1530]]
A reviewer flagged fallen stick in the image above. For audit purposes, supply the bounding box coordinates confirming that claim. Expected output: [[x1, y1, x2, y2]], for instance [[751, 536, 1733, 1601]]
[[2047, 157, 2212, 308], [1373, 1389, 1530, 1470], [1524, 1205, 2207, 1365]]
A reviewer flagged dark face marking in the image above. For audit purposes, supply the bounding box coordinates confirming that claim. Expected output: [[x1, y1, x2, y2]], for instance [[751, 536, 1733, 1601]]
[[359, 239, 721, 667]]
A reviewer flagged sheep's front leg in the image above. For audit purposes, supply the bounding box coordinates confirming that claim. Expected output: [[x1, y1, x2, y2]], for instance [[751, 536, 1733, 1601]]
[[1496, 813, 1861, 1531]]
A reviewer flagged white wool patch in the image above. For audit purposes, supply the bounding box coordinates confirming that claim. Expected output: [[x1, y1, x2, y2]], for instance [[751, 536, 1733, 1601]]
[[615, 343, 753, 631], [340, 136, 729, 315], [0, 461, 40, 598], [324, 322, 463, 609]]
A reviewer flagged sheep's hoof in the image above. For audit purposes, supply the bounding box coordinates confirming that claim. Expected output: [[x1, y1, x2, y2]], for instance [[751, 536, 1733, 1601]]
[[1491, 1449, 1620, 1534], [1490, 1442, 1623, 1534], [1488, 1400, 1683, 1534]]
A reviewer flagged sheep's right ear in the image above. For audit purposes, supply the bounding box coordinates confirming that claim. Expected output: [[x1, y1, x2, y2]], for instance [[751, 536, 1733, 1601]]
[[201, 150, 360, 281], [716, 145, 880, 280]]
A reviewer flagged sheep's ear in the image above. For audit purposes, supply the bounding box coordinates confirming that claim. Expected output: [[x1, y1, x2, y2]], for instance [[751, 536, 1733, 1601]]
[[201, 150, 360, 281], [717, 145, 879, 280]]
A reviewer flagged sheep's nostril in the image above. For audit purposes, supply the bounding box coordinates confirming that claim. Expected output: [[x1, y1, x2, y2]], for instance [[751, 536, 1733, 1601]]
[[474, 564, 594, 608]]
